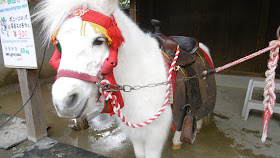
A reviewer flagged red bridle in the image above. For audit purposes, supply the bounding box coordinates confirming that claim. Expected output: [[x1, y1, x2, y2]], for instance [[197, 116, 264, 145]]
[[50, 9, 125, 114]]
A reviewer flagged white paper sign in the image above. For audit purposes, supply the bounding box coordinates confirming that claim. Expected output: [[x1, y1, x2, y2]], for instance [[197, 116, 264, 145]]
[[0, 0, 37, 69]]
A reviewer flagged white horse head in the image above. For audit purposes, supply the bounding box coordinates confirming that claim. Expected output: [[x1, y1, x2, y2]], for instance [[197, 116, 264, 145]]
[[51, 18, 108, 118], [34, 0, 122, 118]]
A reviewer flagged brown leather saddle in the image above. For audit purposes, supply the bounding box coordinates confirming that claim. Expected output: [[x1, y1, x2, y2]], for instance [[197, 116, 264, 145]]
[[152, 19, 216, 144]]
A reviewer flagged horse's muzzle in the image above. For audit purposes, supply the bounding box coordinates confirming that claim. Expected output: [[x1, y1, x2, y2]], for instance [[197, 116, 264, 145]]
[[52, 77, 91, 118], [53, 97, 88, 118]]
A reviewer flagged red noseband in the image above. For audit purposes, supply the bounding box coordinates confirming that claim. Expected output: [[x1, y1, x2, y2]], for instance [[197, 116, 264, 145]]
[[56, 69, 99, 83]]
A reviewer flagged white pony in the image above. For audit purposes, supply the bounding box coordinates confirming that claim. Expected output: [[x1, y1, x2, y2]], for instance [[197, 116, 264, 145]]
[[33, 0, 211, 157]]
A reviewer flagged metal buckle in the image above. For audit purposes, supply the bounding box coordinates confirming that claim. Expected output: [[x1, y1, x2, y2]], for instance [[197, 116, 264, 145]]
[[110, 84, 122, 92], [182, 104, 192, 115], [122, 85, 132, 92], [100, 84, 110, 91], [186, 106, 192, 115]]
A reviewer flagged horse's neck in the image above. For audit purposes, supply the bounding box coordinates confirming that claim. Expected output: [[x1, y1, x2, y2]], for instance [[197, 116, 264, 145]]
[[113, 9, 167, 85], [110, 9, 168, 121], [114, 9, 154, 55]]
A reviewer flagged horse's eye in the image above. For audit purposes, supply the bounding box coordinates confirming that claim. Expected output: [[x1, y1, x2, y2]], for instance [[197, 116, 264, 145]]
[[93, 37, 105, 46]]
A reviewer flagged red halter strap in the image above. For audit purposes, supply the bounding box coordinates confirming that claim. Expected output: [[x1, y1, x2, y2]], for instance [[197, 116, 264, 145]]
[[57, 70, 99, 83]]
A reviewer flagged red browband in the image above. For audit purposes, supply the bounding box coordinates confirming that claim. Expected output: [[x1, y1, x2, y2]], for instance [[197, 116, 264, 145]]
[[51, 9, 124, 76], [81, 10, 112, 29]]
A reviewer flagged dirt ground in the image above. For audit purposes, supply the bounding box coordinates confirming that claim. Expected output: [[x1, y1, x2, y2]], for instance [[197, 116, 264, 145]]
[[0, 74, 280, 158]]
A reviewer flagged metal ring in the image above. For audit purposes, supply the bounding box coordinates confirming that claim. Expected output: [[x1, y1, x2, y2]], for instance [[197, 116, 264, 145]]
[[122, 85, 132, 92], [132, 86, 142, 90]]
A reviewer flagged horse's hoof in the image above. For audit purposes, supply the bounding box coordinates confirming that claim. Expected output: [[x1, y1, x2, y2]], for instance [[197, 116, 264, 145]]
[[197, 129, 201, 134], [172, 143, 182, 150]]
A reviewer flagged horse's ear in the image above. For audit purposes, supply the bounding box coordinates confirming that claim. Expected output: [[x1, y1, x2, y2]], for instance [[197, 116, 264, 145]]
[[89, 0, 119, 16]]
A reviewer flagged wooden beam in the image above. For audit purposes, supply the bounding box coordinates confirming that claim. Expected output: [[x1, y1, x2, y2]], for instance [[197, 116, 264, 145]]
[[130, 0, 137, 22], [17, 69, 47, 142]]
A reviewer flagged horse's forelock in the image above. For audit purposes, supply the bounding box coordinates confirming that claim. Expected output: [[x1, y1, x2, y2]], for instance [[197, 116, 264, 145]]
[[32, 0, 119, 44]]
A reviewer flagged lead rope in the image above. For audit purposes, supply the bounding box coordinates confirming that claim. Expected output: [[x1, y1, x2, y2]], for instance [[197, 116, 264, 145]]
[[262, 40, 280, 142], [207, 40, 280, 74], [202, 39, 280, 142], [99, 46, 180, 128]]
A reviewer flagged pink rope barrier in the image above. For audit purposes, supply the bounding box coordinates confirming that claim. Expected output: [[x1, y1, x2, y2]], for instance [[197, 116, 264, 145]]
[[204, 39, 280, 142], [215, 41, 280, 73], [262, 40, 279, 142]]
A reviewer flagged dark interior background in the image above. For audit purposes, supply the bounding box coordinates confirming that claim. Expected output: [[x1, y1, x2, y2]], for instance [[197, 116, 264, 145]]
[[135, 0, 280, 76]]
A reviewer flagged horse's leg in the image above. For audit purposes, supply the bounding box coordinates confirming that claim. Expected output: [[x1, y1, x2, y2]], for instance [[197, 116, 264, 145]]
[[145, 129, 168, 158], [197, 119, 203, 134], [172, 130, 182, 150], [172, 119, 204, 149], [145, 109, 172, 158], [131, 138, 145, 158], [197, 113, 211, 134], [145, 142, 162, 158]]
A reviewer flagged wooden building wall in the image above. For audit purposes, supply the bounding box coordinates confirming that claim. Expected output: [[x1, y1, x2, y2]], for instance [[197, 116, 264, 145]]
[[135, 0, 280, 76]]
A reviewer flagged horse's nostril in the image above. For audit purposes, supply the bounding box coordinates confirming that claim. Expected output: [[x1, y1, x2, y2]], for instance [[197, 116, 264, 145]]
[[67, 93, 78, 109]]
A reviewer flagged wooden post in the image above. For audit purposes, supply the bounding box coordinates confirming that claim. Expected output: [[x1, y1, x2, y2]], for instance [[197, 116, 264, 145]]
[[254, 0, 270, 72], [130, 0, 137, 22], [17, 69, 47, 142]]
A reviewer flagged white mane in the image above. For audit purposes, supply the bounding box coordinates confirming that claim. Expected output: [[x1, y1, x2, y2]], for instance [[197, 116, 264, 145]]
[[32, 0, 118, 43]]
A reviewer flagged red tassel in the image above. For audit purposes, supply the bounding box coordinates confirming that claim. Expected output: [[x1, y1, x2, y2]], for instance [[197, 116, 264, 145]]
[[107, 16, 125, 49]]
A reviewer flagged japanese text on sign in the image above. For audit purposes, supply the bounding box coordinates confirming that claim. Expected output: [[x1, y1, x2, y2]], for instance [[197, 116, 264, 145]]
[[0, 0, 37, 69]]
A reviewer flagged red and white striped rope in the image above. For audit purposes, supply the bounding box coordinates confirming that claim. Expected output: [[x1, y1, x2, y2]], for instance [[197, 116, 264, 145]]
[[214, 41, 280, 73], [261, 40, 280, 142], [202, 39, 280, 142], [100, 46, 180, 128]]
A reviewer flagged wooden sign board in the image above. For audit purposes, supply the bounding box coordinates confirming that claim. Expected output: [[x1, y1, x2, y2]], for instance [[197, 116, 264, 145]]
[[0, 0, 37, 69], [0, 0, 46, 142]]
